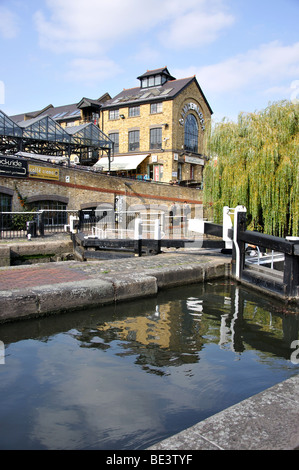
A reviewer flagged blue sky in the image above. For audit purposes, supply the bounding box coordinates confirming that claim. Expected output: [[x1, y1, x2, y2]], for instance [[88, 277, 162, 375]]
[[0, 0, 298, 123]]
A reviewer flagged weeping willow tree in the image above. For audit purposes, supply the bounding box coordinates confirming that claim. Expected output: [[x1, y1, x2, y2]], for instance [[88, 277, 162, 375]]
[[203, 100, 299, 236]]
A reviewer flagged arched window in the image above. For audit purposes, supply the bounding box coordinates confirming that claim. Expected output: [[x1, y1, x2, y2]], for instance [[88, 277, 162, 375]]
[[184, 114, 198, 153], [31, 200, 67, 226]]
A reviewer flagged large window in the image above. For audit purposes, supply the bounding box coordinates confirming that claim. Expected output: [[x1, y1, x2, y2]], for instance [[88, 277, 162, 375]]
[[128, 130, 140, 151], [0, 192, 11, 212], [0, 192, 12, 229], [109, 132, 119, 153], [184, 114, 198, 153], [33, 200, 67, 226], [150, 102, 162, 114], [129, 106, 140, 117], [150, 127, 162, 149], [109, 109, 119, 120]]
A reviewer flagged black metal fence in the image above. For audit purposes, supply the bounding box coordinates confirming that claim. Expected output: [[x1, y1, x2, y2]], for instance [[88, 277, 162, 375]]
[[0, 210, 78, 239]]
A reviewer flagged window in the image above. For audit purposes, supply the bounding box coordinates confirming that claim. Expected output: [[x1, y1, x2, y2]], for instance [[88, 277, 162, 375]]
[[150, 102, 162, 114], [150, 127, 162, 149], [128, 130, 140, 151], [148, 76, 155, 87], [178, 162, 182, 181], [0, 192, 12, 229], [33, 200, 67, 226], [129, 106, 140, 117], [109, 109, 119, 120], [109, 133, 119, 153], [184, 114, 198, 153], [155, 76, 162, 86], [0, 192, 11, 212], [141, 74, 164, 88]]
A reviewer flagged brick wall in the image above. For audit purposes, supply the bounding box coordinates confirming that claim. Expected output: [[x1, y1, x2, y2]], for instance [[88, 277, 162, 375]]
[[0, 161, 203, 213]]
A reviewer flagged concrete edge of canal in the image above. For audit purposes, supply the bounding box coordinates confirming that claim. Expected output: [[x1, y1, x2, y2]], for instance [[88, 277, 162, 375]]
[[0, 253, 230, 323], [148, 374, 299, 451]]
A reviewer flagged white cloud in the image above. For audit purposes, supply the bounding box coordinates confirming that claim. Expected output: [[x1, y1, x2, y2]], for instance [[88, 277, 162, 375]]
[[174, 41, 299, 95], [34, 0, 235, 55], [131, 43, 162, 65], [64, 58, 123, 84], [34, 0, 162, 54], [0, 6, 19, 38], [159, 9, 235, 49]]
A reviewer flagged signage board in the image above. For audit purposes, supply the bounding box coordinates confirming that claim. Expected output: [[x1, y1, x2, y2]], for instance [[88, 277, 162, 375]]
[[185, 156, 204, 165], [179, 102, 205, 130], [0, 155, 28, 178], [28, 164, 59, 181]]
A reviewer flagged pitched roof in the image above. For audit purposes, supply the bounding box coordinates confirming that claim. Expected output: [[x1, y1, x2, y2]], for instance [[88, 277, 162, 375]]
[[137, 67, 175, 81], [10, 103, 79, 123], [10, 93, 111, 124], [102, 76, 213, 114]]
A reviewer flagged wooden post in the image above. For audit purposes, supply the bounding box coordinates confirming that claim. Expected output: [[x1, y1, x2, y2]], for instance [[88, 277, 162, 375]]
[[232, 205, 247, 279], [283, 250, 299, 297]]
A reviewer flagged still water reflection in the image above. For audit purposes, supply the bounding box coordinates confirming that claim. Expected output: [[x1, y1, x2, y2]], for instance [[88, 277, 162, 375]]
[[0, 280, 298, 450]]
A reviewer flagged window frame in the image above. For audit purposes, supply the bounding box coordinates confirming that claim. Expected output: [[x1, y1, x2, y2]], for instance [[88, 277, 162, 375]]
[[0, 192, 12, 229], [128, 106, 140, 117], [150, 102, 163, 114], [128, 130, 140, 152], [109, 109, 119, 120], [32, 200, 67, 226], [184, 114, 199, 153], [109, 132, 119, 153], [150, 127, 162, 150]]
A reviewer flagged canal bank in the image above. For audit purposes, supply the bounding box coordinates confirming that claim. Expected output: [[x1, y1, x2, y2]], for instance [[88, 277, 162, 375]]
[[0, 248, 230, 323]]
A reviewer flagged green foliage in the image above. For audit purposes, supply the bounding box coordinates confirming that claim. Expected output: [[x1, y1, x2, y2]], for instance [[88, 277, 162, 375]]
[[203, 100, 299, 236], [13, 184, 36, 230], [12, 212, 35, 231]]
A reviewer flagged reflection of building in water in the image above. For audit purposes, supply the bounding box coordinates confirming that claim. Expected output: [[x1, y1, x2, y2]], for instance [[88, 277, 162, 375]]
[[99, 304, 171, 349], [97, 299, 205, 361]]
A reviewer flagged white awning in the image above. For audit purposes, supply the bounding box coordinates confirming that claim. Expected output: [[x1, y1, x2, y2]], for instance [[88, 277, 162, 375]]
[[94, 154, 149, 171]]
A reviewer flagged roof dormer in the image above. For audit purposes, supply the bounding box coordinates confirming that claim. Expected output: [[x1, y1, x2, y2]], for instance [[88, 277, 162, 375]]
[[137, 67, 176, 89]]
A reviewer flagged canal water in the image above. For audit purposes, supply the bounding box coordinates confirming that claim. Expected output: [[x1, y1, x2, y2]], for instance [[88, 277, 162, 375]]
[[0, 280, 298, 450]]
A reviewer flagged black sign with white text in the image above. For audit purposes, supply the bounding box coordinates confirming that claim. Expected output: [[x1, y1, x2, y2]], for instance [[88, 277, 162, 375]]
[[0, 155, 28, 178]]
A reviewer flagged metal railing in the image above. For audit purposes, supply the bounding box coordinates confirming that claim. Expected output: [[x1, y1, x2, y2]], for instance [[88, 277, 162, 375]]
[[0, 210, 78, 239], [0, 204, 198, 240], [77, 209, 193, 240]]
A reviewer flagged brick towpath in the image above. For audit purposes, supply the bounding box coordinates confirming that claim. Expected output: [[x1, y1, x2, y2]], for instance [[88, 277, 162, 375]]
[[0, 264, 91, 290]]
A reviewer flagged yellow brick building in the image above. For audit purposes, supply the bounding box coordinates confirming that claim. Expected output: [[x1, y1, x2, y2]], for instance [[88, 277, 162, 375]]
[[9, 67, 213, 185], [98, 67, 213, 185]]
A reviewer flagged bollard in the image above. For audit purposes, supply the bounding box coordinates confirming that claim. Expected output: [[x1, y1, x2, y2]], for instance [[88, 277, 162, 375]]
[[223, 206, 233, 250], [134, 218, 142, 256], [154, 219, 161, 254]]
